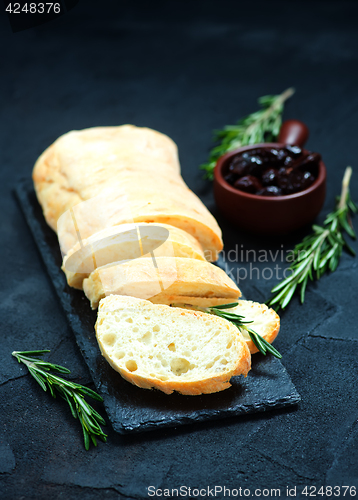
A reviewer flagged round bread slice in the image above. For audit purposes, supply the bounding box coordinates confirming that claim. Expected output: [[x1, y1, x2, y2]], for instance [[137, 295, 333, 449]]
[[226, 300, 280, 354], [95, 295, 251, 395]]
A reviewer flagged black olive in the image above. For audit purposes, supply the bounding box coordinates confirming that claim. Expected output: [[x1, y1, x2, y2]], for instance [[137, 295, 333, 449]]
[[277, 167, 289, 186], [257, 186, 283, 197], [289, 170, 306, 192], [262, 168, 279, 186], [256, 149, 278, 163], [277, 168, 296, 194], [234, 175, 262, 194], [232, 164, 248, 176], [296, 153, 321, 177], [229, 155, 246, 168], [228, 159, 249, 177], [242, 149, 261, 160], [224, 173, 238, 185], [271, 148, 289, 162], [285, 155, 296, 167], [247, 156, 265, 177], [287, 169, 316, 193], [301, 171, 315, 190], [285, 145, 302, 157]]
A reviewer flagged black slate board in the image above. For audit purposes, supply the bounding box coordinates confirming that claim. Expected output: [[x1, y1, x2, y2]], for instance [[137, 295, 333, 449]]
[[15, 178, 301, 434]]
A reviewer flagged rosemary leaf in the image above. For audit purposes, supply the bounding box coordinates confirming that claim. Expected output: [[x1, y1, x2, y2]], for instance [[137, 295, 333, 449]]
[[300, 276, 308, 304], [210, 302, 241, 310], [78, 385, 106, 401], [13, 349, 50, 357], [280, 283, 297, 310], [248, 330, 266, 353]]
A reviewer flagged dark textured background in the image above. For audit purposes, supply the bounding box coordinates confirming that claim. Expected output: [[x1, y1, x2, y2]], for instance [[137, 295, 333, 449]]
[[1, 1, 358, 498]]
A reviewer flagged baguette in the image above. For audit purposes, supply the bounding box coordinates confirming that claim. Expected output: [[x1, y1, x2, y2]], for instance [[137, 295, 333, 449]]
[[32, 125, 281, 399], [62, 222, 206, 289], [83, 256, 241, 309], [33, 125, 223, 259], [95, 295, 251, 395]]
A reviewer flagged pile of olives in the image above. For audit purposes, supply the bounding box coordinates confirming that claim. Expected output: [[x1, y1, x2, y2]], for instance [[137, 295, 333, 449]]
[[224, 146, 320, 196]]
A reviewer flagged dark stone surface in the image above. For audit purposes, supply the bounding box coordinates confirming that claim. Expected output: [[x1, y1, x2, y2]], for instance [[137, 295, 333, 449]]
[[0, 439, 16, 474], [326, 420, 358, 486], [15, 178, 300, 434], [1, 1, 358, 498]]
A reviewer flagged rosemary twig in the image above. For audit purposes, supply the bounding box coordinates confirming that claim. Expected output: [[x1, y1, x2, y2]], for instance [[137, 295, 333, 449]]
[[170, 302, 281, 358], [201, 87, 295, 180], [206, 303, 282, 358], [267, 167, 357, 311], [12, 350, 107, 450]]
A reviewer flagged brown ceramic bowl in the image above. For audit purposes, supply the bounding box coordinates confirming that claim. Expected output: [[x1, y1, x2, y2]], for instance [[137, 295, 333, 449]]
[[213, 120, 327, 235]]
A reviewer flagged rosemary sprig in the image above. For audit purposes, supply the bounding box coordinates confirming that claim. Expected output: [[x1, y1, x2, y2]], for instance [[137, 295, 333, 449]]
[[267, 167, 357, 311], [206, 303, 282, 359], [171, 302, 282, 358], [201, 87, 295, 180], [12, 350, 107, 450]]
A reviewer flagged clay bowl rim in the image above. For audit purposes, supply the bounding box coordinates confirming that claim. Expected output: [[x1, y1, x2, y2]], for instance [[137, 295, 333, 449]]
[[214, 142, 327, 201]]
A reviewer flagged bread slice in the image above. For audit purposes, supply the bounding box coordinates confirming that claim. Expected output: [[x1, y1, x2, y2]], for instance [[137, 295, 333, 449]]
[[95, 295, 251, 395], [226, 300, 280, 354], [62, 222, 206, 289], [83, 257, 241, 309]]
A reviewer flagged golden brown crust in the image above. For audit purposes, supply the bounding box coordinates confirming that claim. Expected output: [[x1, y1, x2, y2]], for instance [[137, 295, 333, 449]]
[[83, 257, 241, 309], [106, 365, 234, 395], [33, 125, 223, 258], [149, 295, 241, 308], [61, 222, 206, 290]]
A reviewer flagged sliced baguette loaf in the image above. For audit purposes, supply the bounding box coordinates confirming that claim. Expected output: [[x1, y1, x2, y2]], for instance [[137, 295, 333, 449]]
[[83, 257, 241, 309], [95, 295, 251, 395], [33, 125, 223, 258], [62, 222, 206, 289]]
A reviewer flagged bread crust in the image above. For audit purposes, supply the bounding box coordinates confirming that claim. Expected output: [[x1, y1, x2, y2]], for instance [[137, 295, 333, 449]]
[[83, 257, 241, 309], [230, 300, 280, 354], [95, 295, 251, 395], [33, 125, 223, 258], [62, 222, 206, 289]]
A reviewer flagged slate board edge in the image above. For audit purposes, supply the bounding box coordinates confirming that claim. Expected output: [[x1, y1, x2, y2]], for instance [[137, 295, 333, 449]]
[[14, 178, 301, 435], [115, 392, 301, 434]]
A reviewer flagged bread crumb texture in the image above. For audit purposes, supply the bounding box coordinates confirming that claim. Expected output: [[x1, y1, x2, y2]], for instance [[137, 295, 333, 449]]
[[229, 300, 280, 354], [95, 295, 251, 395]]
